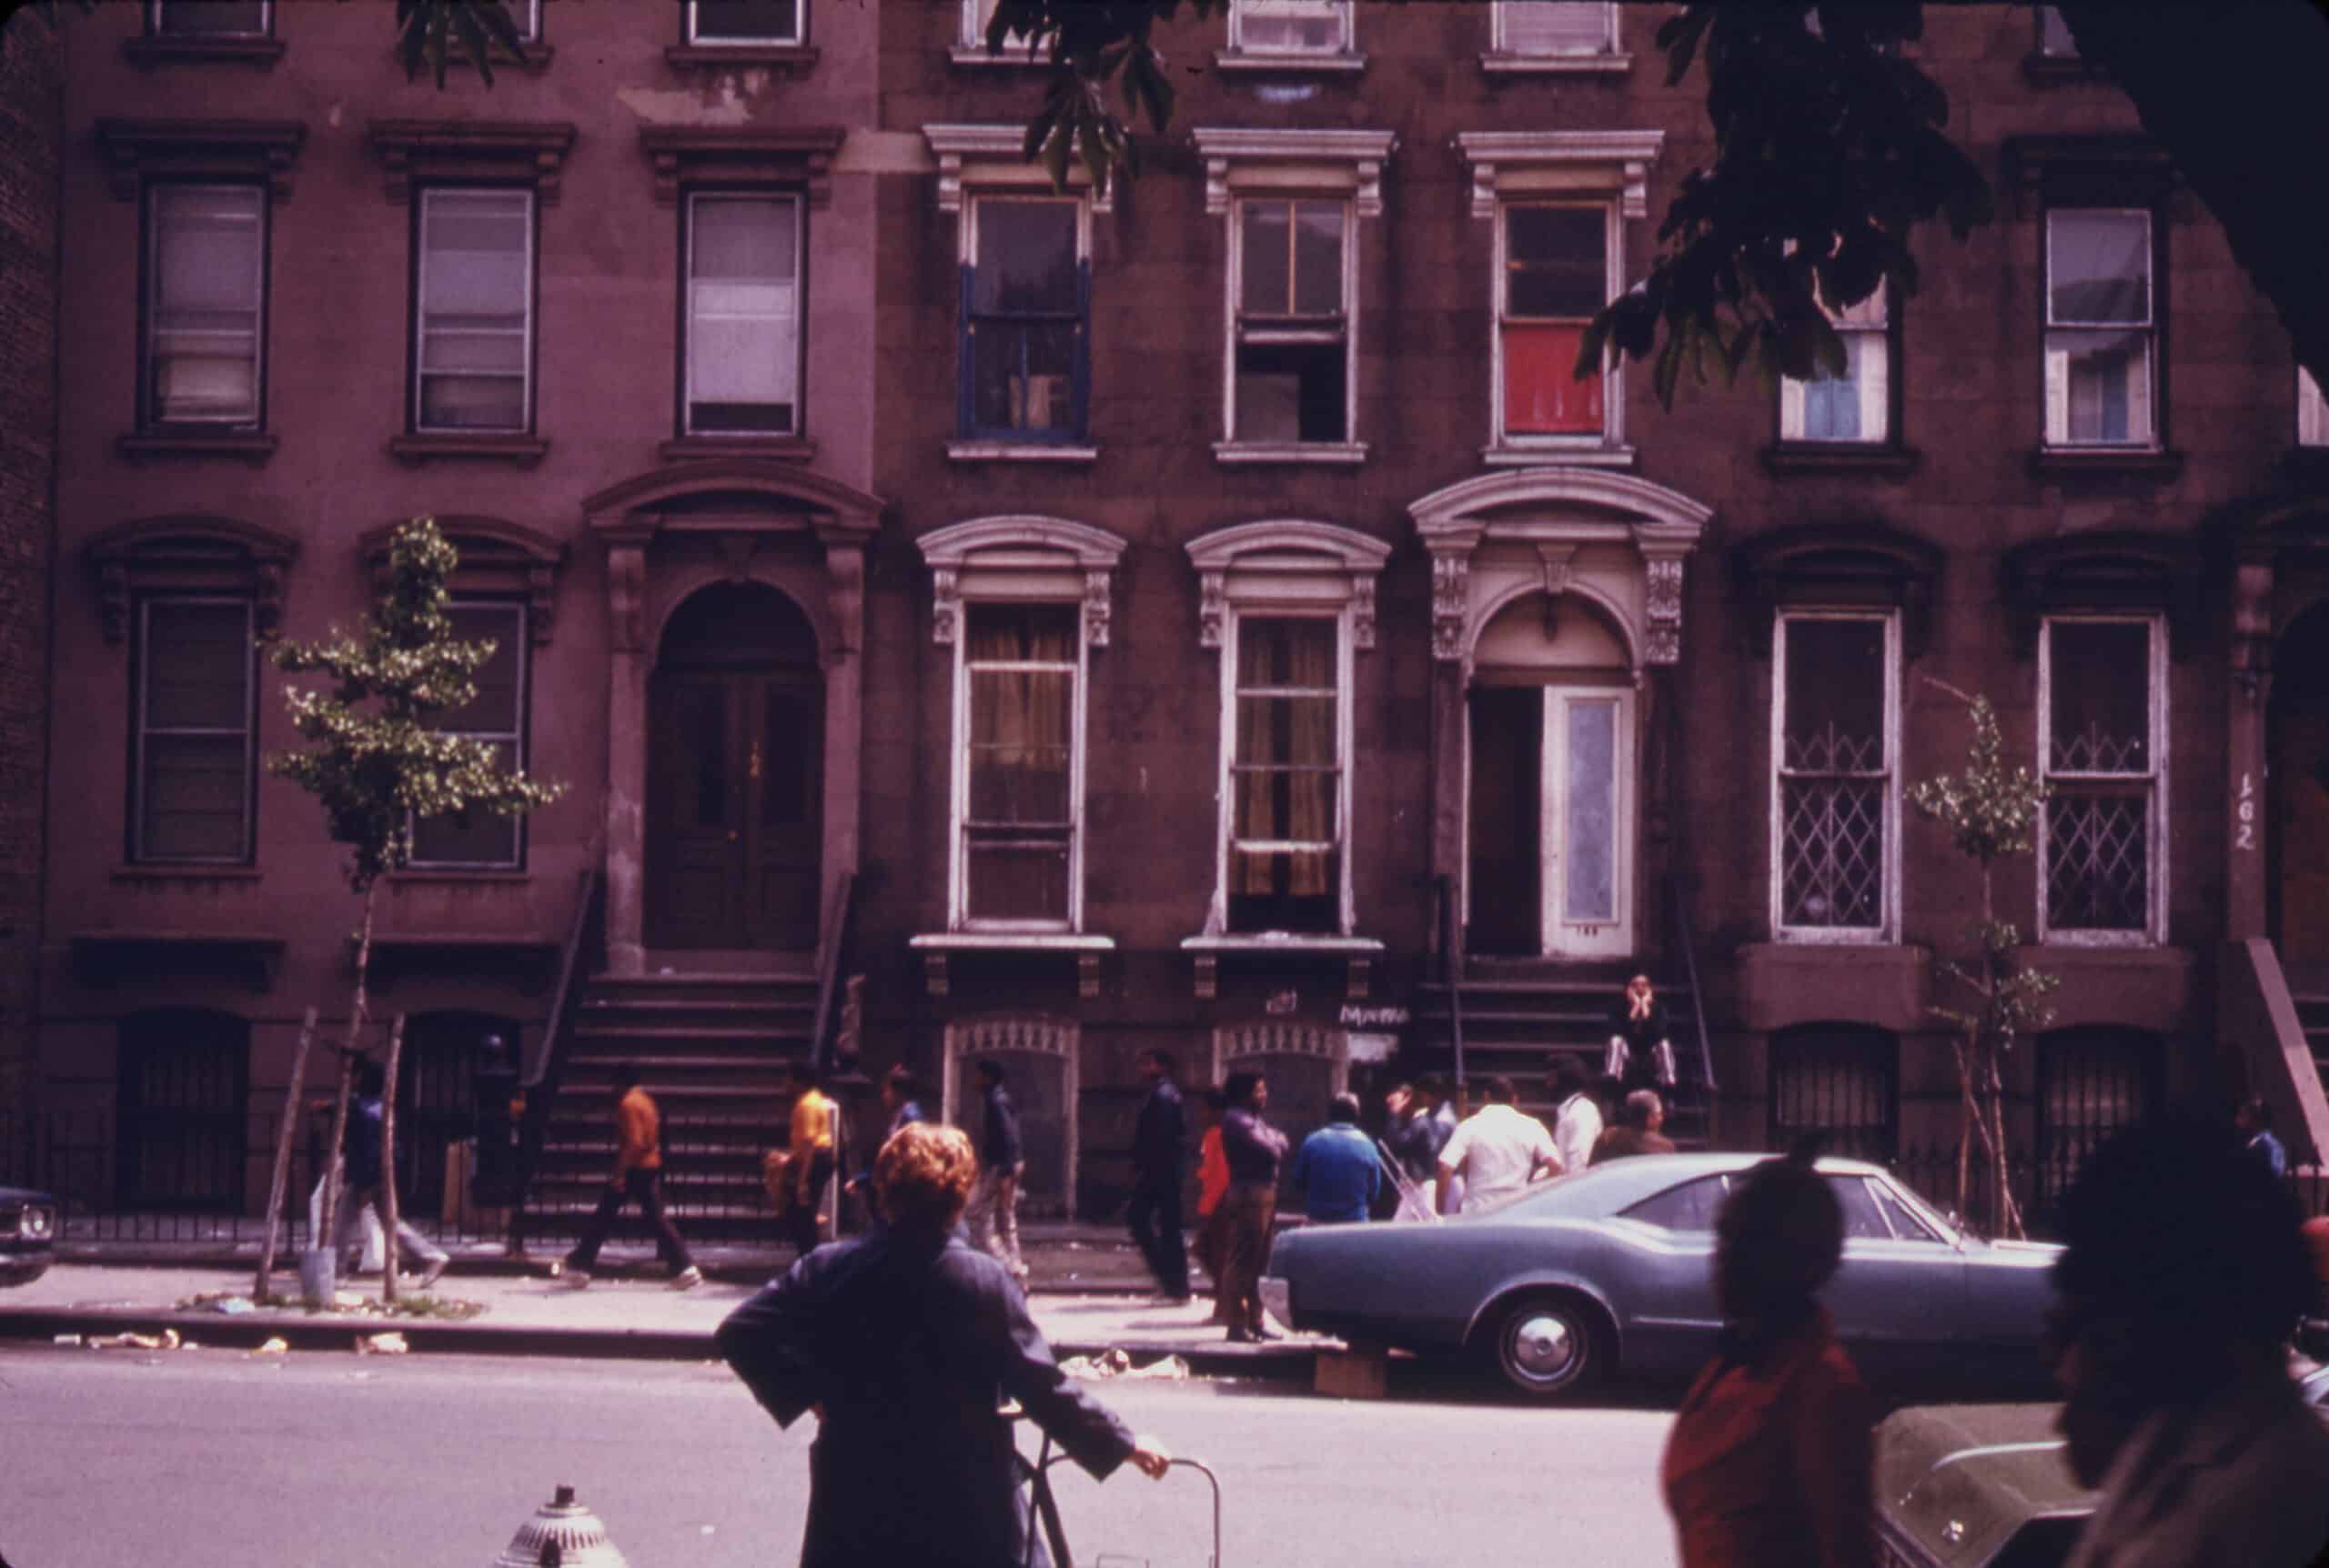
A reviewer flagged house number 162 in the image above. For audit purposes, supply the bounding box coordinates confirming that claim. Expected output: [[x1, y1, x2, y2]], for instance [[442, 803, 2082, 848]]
[[2236, 772, 2257, 851]]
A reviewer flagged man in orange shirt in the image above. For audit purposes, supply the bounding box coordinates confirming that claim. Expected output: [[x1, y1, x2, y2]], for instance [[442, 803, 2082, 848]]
[[555, 1062, 701, 1290], [778, 1060, 837, 1258]]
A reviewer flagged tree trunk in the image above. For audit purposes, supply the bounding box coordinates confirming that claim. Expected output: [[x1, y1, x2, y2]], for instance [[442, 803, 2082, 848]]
[[380, 1013, 407, 1306], [318, 882, 380, 1254], [253, 1006, 318, 1302], [1954, 1038, 1977, 1222]]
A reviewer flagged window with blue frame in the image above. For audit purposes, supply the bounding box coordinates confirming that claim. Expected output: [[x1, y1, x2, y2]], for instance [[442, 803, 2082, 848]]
[[961, 196, 1089, 442]]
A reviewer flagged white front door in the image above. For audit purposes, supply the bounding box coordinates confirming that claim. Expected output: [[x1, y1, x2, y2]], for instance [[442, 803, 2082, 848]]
[[1540, 687, 1633, 960]]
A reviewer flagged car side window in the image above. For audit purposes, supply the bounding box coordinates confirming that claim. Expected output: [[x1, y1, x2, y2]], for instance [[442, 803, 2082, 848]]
[[1824, 1174, 1893, 1241], [1867, 1177, 1943, 1242], [1622, 1174, 1728, 1233]]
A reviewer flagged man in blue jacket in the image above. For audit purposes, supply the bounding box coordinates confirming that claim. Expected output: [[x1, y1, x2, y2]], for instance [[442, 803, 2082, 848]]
[[1289, 1092, 1380, 1224]]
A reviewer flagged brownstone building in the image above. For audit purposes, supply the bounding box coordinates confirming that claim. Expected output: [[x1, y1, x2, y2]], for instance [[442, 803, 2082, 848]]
[[24, 1, 2329, 1231]]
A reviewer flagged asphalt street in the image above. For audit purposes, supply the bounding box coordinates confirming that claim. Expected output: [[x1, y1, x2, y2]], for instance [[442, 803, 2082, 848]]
[[0, 1342, 1683, 1568]]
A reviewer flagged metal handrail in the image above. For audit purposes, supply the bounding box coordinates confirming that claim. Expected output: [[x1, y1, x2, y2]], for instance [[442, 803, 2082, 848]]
[[509, 863, 605, 1253], [1663, 872, 1717, 1096], [809, 870, 858, 1078], [1439, 872, 1467, 1093]]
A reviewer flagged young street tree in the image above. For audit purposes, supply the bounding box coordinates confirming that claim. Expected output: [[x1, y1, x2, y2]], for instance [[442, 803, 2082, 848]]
[[267, 517, 563, 1281], [1907, 684, 2058, 1240]]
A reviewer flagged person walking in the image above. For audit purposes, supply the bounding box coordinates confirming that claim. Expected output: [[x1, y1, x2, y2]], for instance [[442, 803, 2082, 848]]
[[1606, 973, 1679, 1096], [1591, 1089, 1679, 1165], [2051, 1117, 2329, 1568], [716, 1122, 1173, 1568], [1384, 1077, 1454, 1187], [776, 1060, 838, 1258], [1126, 1049, 1191, 1302], [1289, 1091, 1379, 1224], [1662, 1146, 1875, 1568], [1549, 1058, 1604, 1178], [1215, 1071, 1288, 1342], [338, 1058, 449, 1289], [2234, 1093, 2288, 1178], [1193, 1087, 1234, 1322], [1435, 1076, 1561, 1216], [844, 1065, 926, 1214], [964, 1059, 1028, 1282], [554, 1063, 701, 1290]]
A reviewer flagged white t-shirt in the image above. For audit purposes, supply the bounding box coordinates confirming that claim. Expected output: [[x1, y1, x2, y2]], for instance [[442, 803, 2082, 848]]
[[1438, 1102, 1560, 1207], [1554, 1092, 1603, 1177]]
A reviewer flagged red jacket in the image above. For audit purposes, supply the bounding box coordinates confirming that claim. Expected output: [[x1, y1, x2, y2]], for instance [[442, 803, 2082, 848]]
[[1661, 1310, 1876, 1568]]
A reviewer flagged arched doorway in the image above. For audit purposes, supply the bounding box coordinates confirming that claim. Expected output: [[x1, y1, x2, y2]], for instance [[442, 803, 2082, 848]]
[[2272, 602, 2329, 967], [646, 582, 824, 950], [1466, 592, 1636, 959]]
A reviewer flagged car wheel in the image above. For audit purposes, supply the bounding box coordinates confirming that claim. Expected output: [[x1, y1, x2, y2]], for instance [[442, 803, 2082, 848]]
[[1486, 1292, 1606, 1400]]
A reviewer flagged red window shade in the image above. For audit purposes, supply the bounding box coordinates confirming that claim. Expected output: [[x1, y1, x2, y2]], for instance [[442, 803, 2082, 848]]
[[1504, 323, 1601, 435]]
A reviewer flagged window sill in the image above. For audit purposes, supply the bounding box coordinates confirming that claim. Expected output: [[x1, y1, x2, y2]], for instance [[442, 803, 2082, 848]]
[[2030, 930, 2164, 951], [947, 440, 1099, 465], [1479, 444, 1636, 469], [117, 430, 278, 465], [659, 435, 816, 464], [388, 869, 531, 885], [1760, 444, 1921, 481], [388, 433, 549, 467], [1212, 440, 1368, 467], [664, 43, 819, 74], [2021, 53, 2102, 86], [2028, 447, 2184, 483], [911, 932, 1114, 1000], [1182, 933, 1385, 1002], [122, 35, 286, 70], [1477, 52, 1631, 75], [1212, 50, 1367, 75], [108, 864, 262, 885], [948, 44, 1050, 69]]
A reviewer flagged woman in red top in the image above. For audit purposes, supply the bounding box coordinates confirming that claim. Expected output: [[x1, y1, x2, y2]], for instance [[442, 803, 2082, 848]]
[[1660, 1147, 1876, 1568]]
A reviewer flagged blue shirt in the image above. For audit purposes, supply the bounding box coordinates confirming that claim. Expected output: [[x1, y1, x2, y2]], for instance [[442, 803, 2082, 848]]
[[2248, 1129, 2289, 1178], [1290, 1123, 1380, 1224]]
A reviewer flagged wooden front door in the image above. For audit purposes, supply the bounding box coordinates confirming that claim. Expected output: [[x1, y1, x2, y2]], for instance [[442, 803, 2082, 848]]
[[645, 585, 823, 950], [2273, 606, 2329, 965]]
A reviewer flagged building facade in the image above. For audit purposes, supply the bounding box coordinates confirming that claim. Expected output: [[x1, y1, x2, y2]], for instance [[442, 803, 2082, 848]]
[[29, 1, 2329, 1226]]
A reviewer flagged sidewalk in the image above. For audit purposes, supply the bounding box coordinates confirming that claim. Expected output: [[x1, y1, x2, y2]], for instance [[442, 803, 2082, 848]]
[[0, 1256, 1334, 1380]]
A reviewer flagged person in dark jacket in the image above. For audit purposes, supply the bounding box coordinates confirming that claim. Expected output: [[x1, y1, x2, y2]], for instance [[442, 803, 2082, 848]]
[[1606, 973, 1679, 1096], [1126, 1049, 1191, 1301], [338, 1057, 449, 1288], [1590, 1089, 1680, 1165], [845, 1065, 927, 1211], [966, 1059, 1028, 1282], [1383, 1076, 1454, 1185], [718, 1121, 1172, 1568], [1214, 1071, 1289, 1342]]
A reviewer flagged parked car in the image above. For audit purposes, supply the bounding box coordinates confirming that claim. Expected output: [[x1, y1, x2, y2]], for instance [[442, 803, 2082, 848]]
[[1258, 1152, 2061, 1398], [0, 1184, 56, 1287], [1874, 1403, 2095, 1568]]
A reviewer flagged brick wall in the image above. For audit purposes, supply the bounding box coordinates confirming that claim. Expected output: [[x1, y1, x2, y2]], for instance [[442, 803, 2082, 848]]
[[0, 8, 61, 1133]]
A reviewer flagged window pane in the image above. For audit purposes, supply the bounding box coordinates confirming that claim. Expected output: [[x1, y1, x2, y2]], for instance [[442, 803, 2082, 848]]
[[1501, 1, 1609, 54], [1786, 332, 1887, 442], [156, 2, 268, 35], [145, 602, 251, 729], [2048, 621, 2150, 774], [411, 739, 520, 866], [1503, 322, 1601, 436], [967, 602, 1078, 662], [142, 735, 247, 859], [1825, 1176, 1893, 1241], [2047, 329, 2152, 445], [969, 671, 1073, 823], [2047, 787, 2150, 930], [1236, 617, 1336, 692], [151, 186, 262, 424], [974, 202, 1078, 313], [2038, 5, 2076, 55], [691, 196, 796, 282], [1238, 0, 1346, 52], [970, 321, 1077, 433], [1621, 1175, 1727, 1233], [690, 197, 799, 431], [1868, 1180, 1941, 1241], [1507, 207, 1606, 318], [423, 192, 531, 317], [1292, 202, 1343, 316], [692, 0, 800, 41], [1239, 202, 1290, 317], [420, 375, 528, 429], [1783, 619, 1885, 772], [2304, 368, 2329, 448], [967, 839, 1070, 920], [1235, 340, 1346, 443], [437, 606, 524, 734], [2048, 212, 2150, 325], [1563, 697, 1618, 923]]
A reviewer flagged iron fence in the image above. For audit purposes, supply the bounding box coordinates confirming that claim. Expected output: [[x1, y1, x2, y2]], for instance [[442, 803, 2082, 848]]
[[1885, 1141, 2042, 1237]]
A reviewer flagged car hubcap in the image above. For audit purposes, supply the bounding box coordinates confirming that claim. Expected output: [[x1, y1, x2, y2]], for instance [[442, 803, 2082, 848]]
[[1509, 1312, 1577, 1382]]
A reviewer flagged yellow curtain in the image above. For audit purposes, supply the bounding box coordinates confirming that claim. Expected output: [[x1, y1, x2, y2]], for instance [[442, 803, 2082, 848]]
[[968, 608, 1074, 823], [1234, 620, 1336, 898]]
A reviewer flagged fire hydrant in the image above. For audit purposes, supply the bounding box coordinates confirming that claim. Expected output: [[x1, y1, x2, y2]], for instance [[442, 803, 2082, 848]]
[[492, 1484, 630, 1568]]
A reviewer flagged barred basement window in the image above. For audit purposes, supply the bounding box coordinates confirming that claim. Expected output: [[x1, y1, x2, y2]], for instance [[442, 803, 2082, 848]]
[[116, 1009, 249, 1212], [133, 598, 256, 864], [1772, 614, 1896, 939], [409, 602, 529, 869], [2040, 617, 2163, 940], [1232, 197, 1350, 444], [1769, 1025, 1899, 1165]]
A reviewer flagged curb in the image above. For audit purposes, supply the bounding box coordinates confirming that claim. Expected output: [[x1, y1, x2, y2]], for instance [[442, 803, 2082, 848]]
[[0, 1305, 1317, 1381]]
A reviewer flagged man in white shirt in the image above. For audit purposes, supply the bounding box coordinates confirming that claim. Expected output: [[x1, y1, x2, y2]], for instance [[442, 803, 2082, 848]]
[[1548, 1057, 1602, 1179], [1435, 1076, 1562, 1215]]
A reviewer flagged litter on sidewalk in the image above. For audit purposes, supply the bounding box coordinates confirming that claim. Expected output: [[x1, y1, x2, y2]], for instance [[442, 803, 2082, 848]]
[[357, 1332, 408, 1355], [1058, 1347, 1192, 1382], [85, 1329, 182, 1352]]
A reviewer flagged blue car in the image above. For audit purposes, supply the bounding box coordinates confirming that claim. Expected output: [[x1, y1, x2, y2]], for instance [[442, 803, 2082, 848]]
[[0, 1184, 56, 1288], [1259, 1153, 2061, 1398]]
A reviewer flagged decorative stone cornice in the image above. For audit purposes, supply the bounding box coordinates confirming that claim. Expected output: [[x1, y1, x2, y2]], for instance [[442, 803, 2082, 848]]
[[1999, 528, 2203, 660], [358, 516, 569, 646], [96, 118, 307, 201], [1452, 128, 1664, 221], [913, 515, 1130, 648], [638, 124, 845, 207], [922, 123, 1114, 215], [85, 513, 299, 644], [1185, 519, 1393, 651], [368, 119, 577, 205], [2000, 134, 2178, 218], [1733, 520, 1943, 659], [1189, 126, 1397, 218]]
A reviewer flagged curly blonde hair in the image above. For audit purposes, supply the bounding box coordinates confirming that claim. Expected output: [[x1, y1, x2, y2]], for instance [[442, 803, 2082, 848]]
[[875, 1121, 979, 1231]]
